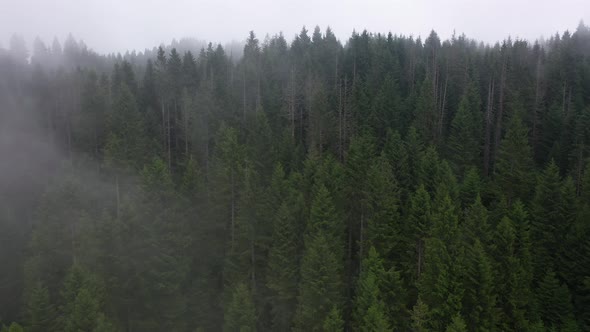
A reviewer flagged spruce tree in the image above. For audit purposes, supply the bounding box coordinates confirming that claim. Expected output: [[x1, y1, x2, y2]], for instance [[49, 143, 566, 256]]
[[537, 269, 575, 330], [352, 247, 391, 331], [25, 281, 55, 332], [223, 283, 257, 332], [462, 240, 497, 331], [382, 129, 411, 195], [494, 111, 534, 204], [266, 201, 300, 331], [405, 185, 432, 282], [7, 323, 23, 332], [531, 160, 563, 277], [294, 233, 342, 332], [448, 85, 482, 174], [323, 307, 344, 332], [418, 194, 463, 331], [60, 266, 104, 332], [364, 156, 401, 261], [445, 315, 468, 332]]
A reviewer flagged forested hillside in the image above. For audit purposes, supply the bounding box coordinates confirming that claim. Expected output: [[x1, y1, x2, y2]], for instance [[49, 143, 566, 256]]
[[1, 23, 590, 331]]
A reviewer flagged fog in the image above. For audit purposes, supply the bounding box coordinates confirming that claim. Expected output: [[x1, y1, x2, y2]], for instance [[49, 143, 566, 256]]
[[1, 0, 589, 54]]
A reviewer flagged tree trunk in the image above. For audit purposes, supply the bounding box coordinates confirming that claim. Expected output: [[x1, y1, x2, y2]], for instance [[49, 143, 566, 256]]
[[493, 58, 507, 167], [338, 79, 343, 162], [167, 105, 172, 170], [359, 210, 364, 271], [532, 55, 543, 153], [243, 68, 247, 121], [483, 79, 495, 176], [230, 169, 235, 250], [115, 174, 120, 219]]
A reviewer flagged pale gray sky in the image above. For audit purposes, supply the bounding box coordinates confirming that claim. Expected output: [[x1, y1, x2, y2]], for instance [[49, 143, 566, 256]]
[[1, 0, 589, 54]]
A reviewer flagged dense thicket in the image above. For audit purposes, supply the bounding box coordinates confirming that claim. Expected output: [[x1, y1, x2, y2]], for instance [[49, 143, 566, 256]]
[[1, 23, 590, 331]]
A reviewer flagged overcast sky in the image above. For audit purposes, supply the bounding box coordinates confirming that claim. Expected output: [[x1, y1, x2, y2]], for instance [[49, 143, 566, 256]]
[[1, 0, 589, 54]]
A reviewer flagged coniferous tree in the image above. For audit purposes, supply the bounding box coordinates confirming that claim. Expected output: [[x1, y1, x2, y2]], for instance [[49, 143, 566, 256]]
[[537, 269, 575, 330], [25, 281, 55, 332], [294, 233, 343, 332], [419, 194, 464, 331], [353, 247, 391, 331], [323, 306, 344, 332], [445, 315, 468, 332], [448, 84, 482, 174], [223, 283, 257, 332], [494, 111, 534, 204]]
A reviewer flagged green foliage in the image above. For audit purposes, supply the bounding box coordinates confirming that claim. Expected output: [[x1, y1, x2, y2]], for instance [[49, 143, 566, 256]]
[[537, 269, 575, 330], [413, 79, 438, 144], [223, 283, 257, 332], [411, 298, 431, 332], [294, 233, 343, 332], [448, 84, 482, 174], [93, 314, 118, 332], [419, 194, 464, 330], [494, 111, 534, 203], [445, 315, 468, 332], [364, 156, 401, 260], [7, 323, 23, 332], [25, 281, 55, 332], [462, 240, 497, 331], [353, 247, 391, 331], [104, 82, 147, 170], [405, 185, 432, 283], [60, 265, 104, 332], [266, 201, 300, 330], [323, 307, 344, 332], [382, 129, 411, 195]]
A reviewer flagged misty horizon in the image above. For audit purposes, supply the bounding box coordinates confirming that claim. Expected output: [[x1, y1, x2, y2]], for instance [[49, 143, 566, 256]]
[[2, 0, 589, 54], [2, 22, 589, 57]]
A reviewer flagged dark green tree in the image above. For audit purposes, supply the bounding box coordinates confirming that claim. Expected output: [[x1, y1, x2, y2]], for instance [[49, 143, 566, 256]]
[[223, 283, 257, 332], [494, 111, 534, 204], [25, 281, 55, 332]]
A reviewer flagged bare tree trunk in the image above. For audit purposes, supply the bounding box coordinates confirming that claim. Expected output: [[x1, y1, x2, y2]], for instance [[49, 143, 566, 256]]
[[532, 55, 543, 152], [174, 98, 179, 162], [576, 147, 584, 194], [167, 105, 172, 170], [438, 73, 449, 141], [289, 67, 296, 139], [71, 220, 77, 265], [562, 82, 567, 114], [230, 169, 235, 250], [353, 57, 357, 88], [256, 67, 261, 113], [493, 58, 507, 167], [484, 79, 495, 176], [334, 55, 339, 91], [185, 105, 189, 158], [338, 79, 343, 162], [343, 77, 348, 157], [229, 50, 234, 89], [115, 175, 120, 219], [66, 113, 72, 160], [243, 69, 247, 121], [417, 239, 423, 278], [359, 210, 364, 271], [409, 50, 416, 93], [250, 236, 256, 292], [161, 101, 167, 164]]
